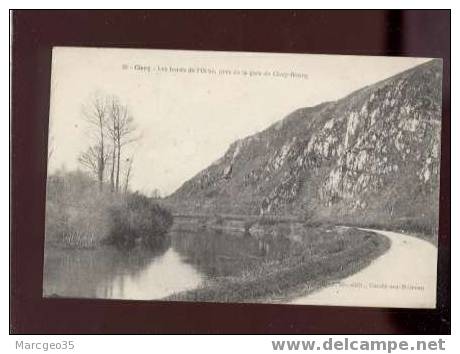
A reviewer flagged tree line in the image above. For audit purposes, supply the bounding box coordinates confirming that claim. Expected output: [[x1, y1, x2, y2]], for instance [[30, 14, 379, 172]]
[[78, 93, 139, 193]]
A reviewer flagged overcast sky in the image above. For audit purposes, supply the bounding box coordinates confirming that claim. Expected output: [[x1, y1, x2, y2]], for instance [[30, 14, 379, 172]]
[[48, 47, 430, 196]]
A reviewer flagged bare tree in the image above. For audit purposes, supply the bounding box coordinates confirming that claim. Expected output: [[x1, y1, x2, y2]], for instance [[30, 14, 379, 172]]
[[123, 156, 134, 194], [150, 188, 162, 199], [78, 93, 138, 193], [108, 97, 119, 192], [81, 93, 108, 190], [107, 96, 138, 193], [78, 145, 110, 181]]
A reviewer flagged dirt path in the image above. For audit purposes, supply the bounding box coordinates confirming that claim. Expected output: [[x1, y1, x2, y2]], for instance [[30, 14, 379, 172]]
[[289, 228, 437, 308]]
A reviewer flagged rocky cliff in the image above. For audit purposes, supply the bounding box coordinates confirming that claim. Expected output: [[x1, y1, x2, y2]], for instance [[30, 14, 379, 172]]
[[168, 59, 442, 233]]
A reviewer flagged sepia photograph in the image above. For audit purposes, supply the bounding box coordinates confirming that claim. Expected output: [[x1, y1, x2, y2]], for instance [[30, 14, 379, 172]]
[[43, 47, 442, 309]]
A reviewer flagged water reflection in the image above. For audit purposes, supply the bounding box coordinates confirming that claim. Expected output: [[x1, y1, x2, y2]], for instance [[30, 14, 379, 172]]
[[43, 229, 294, 300], [172, 230, 292, 277], [98, 248, 203, 299]]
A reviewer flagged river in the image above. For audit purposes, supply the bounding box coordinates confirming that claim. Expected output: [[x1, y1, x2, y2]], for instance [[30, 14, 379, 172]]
[[43, 228, 437, 307], [43, 229, 292, 300]]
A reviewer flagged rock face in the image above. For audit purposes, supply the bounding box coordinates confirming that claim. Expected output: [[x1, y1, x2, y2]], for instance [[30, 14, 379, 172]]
[[168, 60, 442, 232]]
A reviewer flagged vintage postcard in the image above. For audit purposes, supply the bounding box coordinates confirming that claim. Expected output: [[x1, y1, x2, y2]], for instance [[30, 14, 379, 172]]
[[44, 47, 442, 308]]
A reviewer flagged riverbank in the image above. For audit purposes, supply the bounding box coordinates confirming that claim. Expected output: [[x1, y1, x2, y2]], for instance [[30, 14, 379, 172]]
[[289, 228, 437, 308], [170, 211, 437, 246], [166, 226, 390, 303], [305, 212, 438, 246], [45, 171, 173, 250]]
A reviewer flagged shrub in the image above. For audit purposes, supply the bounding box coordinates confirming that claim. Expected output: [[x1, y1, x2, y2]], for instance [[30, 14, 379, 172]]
[[45, 171, 112, 248], [45, 170, 173, 250], [108, 193, 173, 249]]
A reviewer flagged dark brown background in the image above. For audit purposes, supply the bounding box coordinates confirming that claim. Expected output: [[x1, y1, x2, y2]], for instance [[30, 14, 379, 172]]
[[11, 10, 451, 334]]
